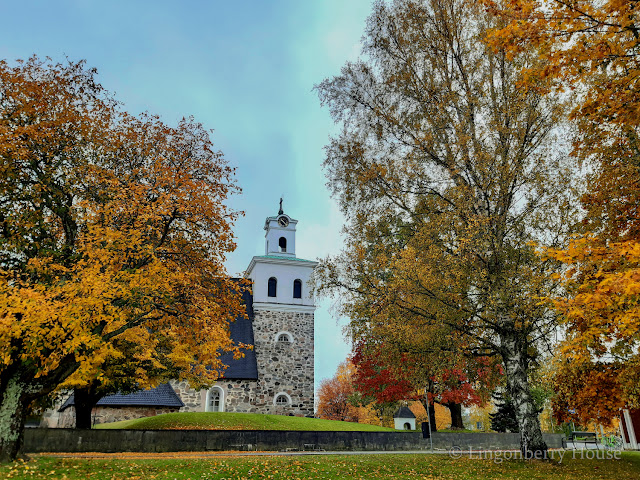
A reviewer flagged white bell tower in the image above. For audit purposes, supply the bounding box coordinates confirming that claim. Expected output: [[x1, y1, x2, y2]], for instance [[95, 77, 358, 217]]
[[246, 199, 317, 309]]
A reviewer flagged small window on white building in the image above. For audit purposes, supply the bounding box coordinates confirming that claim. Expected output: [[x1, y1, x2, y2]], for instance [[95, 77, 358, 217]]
[[268, 277, 277, 297], [274, 331, 293, 344], [279, 236, 287, 252], [278, 334, 291, 343], [293, 279, 302, 299]]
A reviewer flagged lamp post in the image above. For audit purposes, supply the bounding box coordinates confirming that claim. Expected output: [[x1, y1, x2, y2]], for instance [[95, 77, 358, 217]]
[[425, 389, 433, 450]]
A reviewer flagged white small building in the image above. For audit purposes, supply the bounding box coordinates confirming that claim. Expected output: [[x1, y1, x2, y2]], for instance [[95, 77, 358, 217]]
[[393, 406, 416, 430]]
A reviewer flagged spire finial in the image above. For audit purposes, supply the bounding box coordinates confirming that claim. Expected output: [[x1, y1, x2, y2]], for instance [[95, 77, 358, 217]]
[[278, 197, 283, 215]]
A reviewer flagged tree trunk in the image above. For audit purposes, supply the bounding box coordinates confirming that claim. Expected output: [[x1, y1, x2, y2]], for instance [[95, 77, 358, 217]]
[[429, 401, 437, 432], [502, 336, 548, 458], [446, 402, 464, 429], [421, 398, 437, 432], [73, 386, 102, 429], [0, 374, 30, 463]]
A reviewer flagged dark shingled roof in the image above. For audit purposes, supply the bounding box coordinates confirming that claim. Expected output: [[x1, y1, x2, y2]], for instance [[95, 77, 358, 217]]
[[218, 288, 257, 380], [59, 383, 184, 411], [393, 406, 416, 419], [60, 288, 257, 410]]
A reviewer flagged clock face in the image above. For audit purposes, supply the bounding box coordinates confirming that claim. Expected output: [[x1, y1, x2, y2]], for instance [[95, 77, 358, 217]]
[[278, 216, 289, 227]]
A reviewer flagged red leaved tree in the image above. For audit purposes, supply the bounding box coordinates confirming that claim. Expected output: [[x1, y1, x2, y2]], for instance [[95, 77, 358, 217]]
[[351, 337, 501, 430]]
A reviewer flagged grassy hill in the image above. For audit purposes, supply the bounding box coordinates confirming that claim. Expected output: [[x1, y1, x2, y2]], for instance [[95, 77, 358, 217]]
[[95, 412, 398, 431]]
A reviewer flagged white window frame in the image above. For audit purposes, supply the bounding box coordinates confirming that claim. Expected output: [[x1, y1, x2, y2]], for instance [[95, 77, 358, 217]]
[[273, 392, 292, 406], [274, 331, 293, 344], [205, 386, 225, 412]]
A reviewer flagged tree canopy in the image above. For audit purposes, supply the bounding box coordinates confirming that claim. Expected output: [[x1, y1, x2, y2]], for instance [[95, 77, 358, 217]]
[[315, 0, 576, 456], [487, 0, 640, 422], [0, 57, 245, 461]]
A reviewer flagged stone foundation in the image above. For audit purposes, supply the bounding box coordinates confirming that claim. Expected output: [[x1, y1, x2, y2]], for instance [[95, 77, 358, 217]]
[[91, 406, 180, 425]]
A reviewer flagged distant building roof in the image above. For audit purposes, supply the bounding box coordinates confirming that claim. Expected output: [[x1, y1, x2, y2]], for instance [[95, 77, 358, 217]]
[[393, 406, 416, 419], [59, 383, 184, 411]]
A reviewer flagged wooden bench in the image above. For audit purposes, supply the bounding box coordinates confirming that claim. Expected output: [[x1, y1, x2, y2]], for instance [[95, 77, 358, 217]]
[[564, 431, 599, 450]]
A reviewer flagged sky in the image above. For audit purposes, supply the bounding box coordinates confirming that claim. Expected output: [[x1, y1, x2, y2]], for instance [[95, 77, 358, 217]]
[[0, 0, 375, 392]]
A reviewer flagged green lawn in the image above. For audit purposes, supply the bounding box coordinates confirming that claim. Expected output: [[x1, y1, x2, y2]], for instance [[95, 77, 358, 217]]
[[94, 412, 398, 431], [2, 452, 640, 479]]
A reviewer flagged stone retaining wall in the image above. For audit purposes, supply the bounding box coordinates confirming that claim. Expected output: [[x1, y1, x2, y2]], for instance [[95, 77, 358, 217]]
[[24, 429, 564, 453]]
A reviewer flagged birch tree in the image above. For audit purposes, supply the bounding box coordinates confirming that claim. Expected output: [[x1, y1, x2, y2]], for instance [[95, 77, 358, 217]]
[[487, 0, 640, 420], [315, 0, 574, 456]]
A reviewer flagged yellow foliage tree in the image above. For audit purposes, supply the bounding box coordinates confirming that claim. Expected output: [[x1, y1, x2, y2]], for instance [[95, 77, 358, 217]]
[[486, 0, 640, 421], [409, 401, 450, 431], [316, 362, 360, 422], [0, 57, 245, 461]]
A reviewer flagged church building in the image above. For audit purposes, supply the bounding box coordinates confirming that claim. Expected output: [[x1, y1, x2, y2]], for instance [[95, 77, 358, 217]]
[[47, 206, 317, 426], [174, 205, 318, 416]]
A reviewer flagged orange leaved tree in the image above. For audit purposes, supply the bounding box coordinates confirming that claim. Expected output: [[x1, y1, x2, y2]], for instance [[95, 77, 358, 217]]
[[316, 362, 361, 422], [0, 57, 245, 461], [486, 0, 640, 421]]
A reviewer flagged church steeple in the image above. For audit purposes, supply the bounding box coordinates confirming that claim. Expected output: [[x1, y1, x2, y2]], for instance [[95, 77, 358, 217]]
[[264, 202, 297, 257]]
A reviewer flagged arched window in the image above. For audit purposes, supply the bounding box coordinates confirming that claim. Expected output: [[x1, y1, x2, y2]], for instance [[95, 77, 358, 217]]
[[279, 237, 287, 252], [274, 393, 291, 406], [206, 386, 224, 412], [293, 279, 302, 299], [275, 332, 293, 344], [404, 422, 411, 430], [268, 277, 277, 297]]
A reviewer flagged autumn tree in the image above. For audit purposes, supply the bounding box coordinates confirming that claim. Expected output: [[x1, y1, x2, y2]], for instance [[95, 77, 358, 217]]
[[486, 0, 640, 421], [316, 361, 361, 422], [65, 331, 189, 429], [551, 359, 626, 426], [315, 0, 576, 457], [544, 241, 640, 423], [351, 321, 501, 430], [0, 57, 245, 461], [350, 340, 428, 428]]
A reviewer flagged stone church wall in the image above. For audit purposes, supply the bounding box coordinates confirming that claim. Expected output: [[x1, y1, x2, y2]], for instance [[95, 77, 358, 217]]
[[173, 379, 261, 413], [223, 381, 259, 412], [41, 405, 180, 428], [251, 309, 314, 416], [171, 380, 203, 411], [173, 310, 314, 416]]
